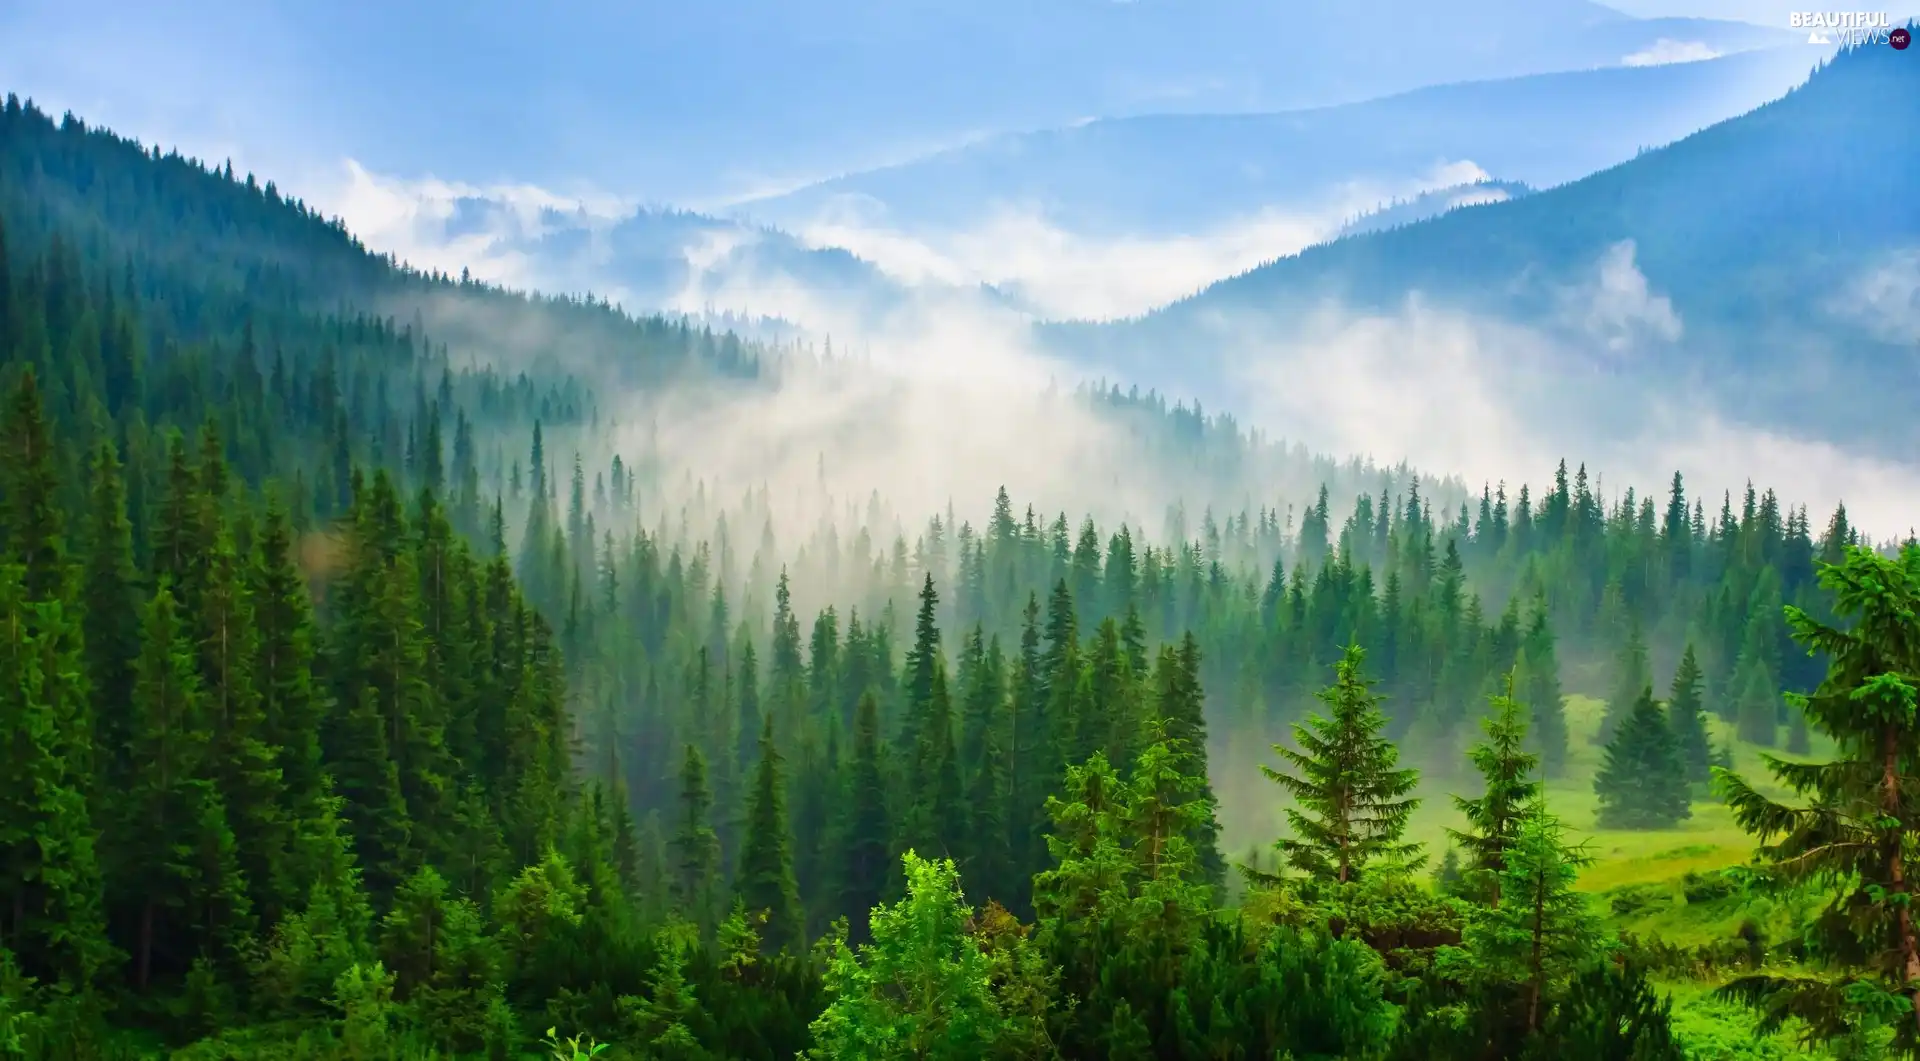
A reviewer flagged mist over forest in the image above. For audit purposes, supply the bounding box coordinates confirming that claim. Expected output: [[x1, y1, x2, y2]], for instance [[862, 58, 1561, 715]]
[[0, 10, 1918, 1061]]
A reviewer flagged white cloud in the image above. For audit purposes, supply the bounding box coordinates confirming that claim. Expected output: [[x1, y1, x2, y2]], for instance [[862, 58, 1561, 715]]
[[784, 160, 1498, 321], [1828, 249, 1920, 345], [1564, 240, 1683, 353], [1622, 39, 1723, 66], [312, 160, 633, 290]]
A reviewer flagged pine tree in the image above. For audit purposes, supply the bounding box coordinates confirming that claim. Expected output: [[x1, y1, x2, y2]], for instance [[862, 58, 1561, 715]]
[[808, 853, 1001, 1061], [1444, 807, 1600, 1044], [736, 717, 802, 952], [1715, 545, 1920, 1051], [1667, 644, 1712, 785], [839, 691, 891, 941], [80, 442, 142, 806], [1446, 674, 1542, 905], [251, 495, 327, 834], [1730, 609, 1781, 747], [1600, 620, 1652, 745], [1517, 599, 1568, 778], [198, 517, 290, 925], [122, 581, 253, 986], [901, 573, 941, 756], [0, 564, 113, 989], [669, 744, 720, 933], [1153, 633, 1223, 890], [1, 369, 66, 601], [1263, 644, 1421, 884], [1594, 688, 1691, 829]]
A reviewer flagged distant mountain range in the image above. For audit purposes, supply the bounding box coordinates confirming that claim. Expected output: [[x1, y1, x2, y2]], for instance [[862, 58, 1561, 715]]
[[16, 0, 1798, 207], [739, 46, 1824, 238], [1048, 41, 1920, 456]]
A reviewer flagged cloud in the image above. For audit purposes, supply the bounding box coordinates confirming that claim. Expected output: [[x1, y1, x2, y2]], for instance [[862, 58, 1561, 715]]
[[1828, 249, 1920, 345], [782, 160, 1499, 321], [1622, 39, 1723, 67], [312, 160, 634, 291], [1563, 240, 1683, 353], [316, 162, 1914, 544]]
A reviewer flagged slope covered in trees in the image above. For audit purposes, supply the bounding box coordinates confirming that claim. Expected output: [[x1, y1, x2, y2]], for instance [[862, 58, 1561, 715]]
[[1053, 39, 1920, 445], [0, 90, 1912, 1060]]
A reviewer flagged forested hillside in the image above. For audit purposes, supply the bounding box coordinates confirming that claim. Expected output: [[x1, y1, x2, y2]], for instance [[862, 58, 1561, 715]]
[[1, 91, 1916, 1061], [1054, 39, 1920, 445]]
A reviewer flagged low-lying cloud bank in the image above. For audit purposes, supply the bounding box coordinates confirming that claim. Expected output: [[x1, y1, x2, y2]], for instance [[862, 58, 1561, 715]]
[[318, 162, 1917, 547]]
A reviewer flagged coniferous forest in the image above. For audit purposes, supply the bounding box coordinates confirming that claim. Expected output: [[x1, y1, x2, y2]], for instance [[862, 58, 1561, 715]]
[[3, 84, 1920, 1061]]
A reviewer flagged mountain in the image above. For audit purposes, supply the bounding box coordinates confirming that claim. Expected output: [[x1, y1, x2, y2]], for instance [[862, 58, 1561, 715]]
[[6, 0, 1796, 203], [740, 47, 1823, 238], [1334, 181, 1535, 239], [1051, 41, 1920, 453], [0, 97, 777, 385]]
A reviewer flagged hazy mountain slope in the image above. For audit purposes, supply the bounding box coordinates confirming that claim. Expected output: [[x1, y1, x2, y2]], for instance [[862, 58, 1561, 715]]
[[1051, 42, 1920, 450], [0, 98, 767, 384], [741, 46, 1820, 236]]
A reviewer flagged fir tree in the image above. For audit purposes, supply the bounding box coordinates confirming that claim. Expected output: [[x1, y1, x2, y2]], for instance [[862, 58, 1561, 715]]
[[1594, 689, 1691, 829], [1599, 620, 1652, 745], [1446, 674, 1542, 905], [736, 717, 802, 953], [669, 744, 720, 933], [1715, 545, 1920, 1052], [839, 691, 891, 941], [79, 442, 142, 806], [0, 564, 113, 989], [1263, 644, 1421, 884], [1667, 644, 1712, 785]]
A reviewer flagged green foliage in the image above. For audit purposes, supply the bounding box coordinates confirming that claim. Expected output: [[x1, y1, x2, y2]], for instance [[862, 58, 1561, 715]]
[[1713, 545, 1920, 1055], [808, 852, 1004, 1060], [1594, 689, 1692, 830], [1264, 645, 1422, 885], [0, 86, 1890, 1060]]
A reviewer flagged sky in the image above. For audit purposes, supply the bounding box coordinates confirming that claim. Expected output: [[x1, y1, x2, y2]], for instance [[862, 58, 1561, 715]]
[[0, 0, 1823, 212]]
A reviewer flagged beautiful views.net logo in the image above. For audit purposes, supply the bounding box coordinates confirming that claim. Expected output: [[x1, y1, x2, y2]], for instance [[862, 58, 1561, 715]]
[[1790, 11, 1911, 47]]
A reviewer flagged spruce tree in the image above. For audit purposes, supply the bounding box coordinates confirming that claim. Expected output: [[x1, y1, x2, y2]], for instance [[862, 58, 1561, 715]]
[[123, 581, 253, 986], [1667, 644, 1712, 785], [0, 564, 113, 989], [251, 495, 327, 834], [1600, 620, 1652, 745], [1153, 633, 1223, 891], [1594, 688, 1691, 829], [1715, 545, 1920, 1051], [0, 369, 66, 601], [736, 717, 803, 953], [1445, 807, 1599, 1044], [838, 691, 891, 940], [669, 744, 720, 933], [1446, 674, 1542, 905], [1517, 598, 1568, 778], [1263, 644, 1421, 884], [80, 442, 142, 805]]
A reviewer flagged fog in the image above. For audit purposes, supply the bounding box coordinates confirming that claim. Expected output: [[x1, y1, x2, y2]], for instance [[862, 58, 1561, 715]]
[[317, 159, 1918, 566]]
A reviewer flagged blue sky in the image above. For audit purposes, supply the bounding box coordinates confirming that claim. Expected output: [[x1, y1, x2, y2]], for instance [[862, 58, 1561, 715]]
[[0, 0, 1811, 209]]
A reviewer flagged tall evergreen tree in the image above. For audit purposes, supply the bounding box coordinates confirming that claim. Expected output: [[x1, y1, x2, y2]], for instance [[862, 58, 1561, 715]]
[[736, 717, 802, 953], [1716, 545, 1920, 1051], [1446, 674, 1542, 906], [1667, 645, 1712, 785], [1263, 644, 1421, 884], [669, 744, 720, 934], [1594, 689, 1691, 830], [837, 690, 892, 941]]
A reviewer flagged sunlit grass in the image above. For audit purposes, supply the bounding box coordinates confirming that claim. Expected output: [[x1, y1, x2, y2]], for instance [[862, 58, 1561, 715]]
[[1220, 692, 1817, 895]]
